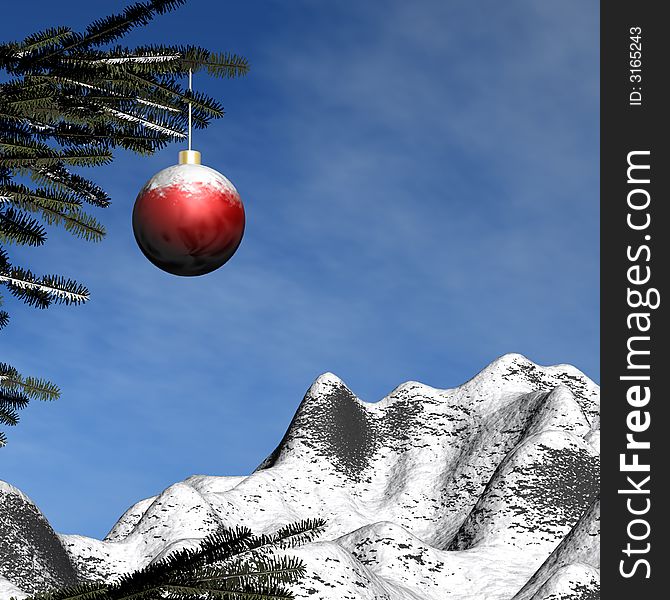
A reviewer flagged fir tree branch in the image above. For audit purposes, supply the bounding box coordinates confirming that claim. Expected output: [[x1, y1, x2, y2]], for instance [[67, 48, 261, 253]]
[[0, 261, 13, 333], [224, 519, 327, 562], [0, 75, 53, 96], [0, 406, 19, 426], [31, 122, 169, 154], [99, 105, 185, 138], [0, 361, 60, 401], [16, 27, 76, 57], [29, 0, 189, 65], [196, 556, 306, 586], [0, 147, 113, 169], [8, 194, 106, 243], [269, 519, 327, 549], [28, 165, 111, 207], [143, 526, 256, 576], [81, 1, 189, 48], [0, 388, 30, 410], [64, 44, 250, 79], [0, 207, 47, 246], [0, 134, 58, 156], [0, 361, 57, 447], [0, 374, 60, 402], [47, 74, 182, 115], [178, 48, 250, 79], [0, 154, 60, 168], [0, 266, 89, 307], [0, 182, 83, 209], [164, 584, 295, 600], [5, 93, 59, 111], [63, 48, 182, 70], [125, 72, 218, 125], [20, 519, 322, 600], [59, 148, 115, 167], [0, 108, 26, 124]]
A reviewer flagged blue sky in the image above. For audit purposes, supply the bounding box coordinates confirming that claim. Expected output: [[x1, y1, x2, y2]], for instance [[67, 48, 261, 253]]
[[1, 0, 599, 538]]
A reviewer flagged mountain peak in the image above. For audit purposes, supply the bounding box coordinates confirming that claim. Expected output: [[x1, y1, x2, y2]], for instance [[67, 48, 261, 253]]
[[0, 481, 32, 505], [307, 371, 351, 397]]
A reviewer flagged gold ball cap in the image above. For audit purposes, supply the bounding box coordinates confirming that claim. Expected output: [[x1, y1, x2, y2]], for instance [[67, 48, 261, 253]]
[[179, 150, 201, 165]]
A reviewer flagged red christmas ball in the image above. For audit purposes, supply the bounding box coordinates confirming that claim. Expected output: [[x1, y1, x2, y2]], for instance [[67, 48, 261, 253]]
[[132, 157, 245, 276]]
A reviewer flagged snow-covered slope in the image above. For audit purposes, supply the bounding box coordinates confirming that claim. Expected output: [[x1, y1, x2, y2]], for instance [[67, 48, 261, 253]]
[[513, 497, 600, 600], [0, 354, 600, 599], [0, 482, 78, 595]]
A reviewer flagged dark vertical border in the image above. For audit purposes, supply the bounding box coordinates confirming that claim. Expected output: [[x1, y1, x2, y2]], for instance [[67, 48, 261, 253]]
[[601, 1, 669, 595]]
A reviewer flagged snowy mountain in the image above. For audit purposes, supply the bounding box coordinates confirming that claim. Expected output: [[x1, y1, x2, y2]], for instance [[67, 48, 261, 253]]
[[0, 481, 78, 595], [0, 353, 600, 599]]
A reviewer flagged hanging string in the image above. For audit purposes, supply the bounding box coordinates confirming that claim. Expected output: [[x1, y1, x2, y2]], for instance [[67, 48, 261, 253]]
[[188, 68, 193, 151]]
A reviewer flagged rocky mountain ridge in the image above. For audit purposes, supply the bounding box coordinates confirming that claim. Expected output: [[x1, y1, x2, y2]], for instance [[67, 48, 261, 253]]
[[0, 354, 600, 599]]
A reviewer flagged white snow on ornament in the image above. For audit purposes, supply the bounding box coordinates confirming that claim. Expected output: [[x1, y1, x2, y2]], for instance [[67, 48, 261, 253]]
[[143, 164, 238, 196]]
